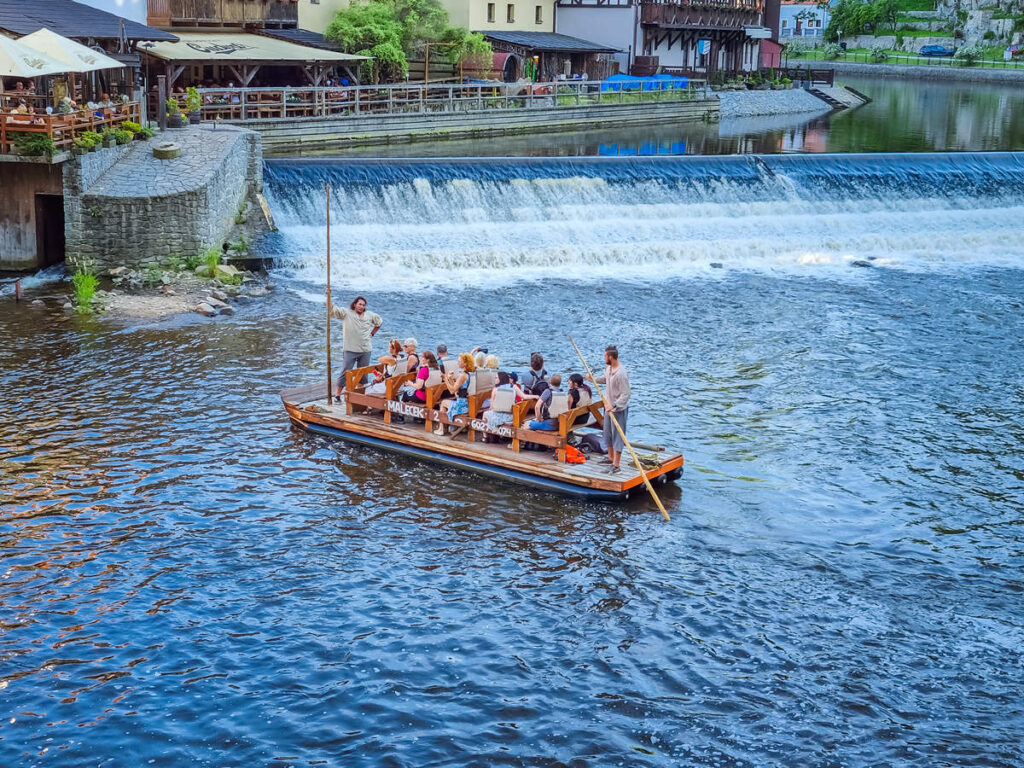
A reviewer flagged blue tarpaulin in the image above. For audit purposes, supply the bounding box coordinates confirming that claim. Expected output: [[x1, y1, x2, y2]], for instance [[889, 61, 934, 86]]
[[600, 73, 689, 92]]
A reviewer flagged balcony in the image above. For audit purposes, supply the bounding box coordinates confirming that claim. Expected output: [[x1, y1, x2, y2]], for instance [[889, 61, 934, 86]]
[[639, 0, 763, 28], [148, 0, 298, 28]]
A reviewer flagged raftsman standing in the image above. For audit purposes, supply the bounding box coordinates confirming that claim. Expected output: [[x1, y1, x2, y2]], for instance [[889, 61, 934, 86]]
[[592, 345, 630, 474], [327, 294, 382, 396]]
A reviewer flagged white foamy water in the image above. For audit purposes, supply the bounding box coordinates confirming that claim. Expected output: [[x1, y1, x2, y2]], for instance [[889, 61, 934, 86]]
[[262, 154, 1024, 290]]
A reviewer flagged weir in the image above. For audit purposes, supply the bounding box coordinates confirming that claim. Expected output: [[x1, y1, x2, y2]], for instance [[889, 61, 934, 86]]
[[261, 151, 1024, 288]]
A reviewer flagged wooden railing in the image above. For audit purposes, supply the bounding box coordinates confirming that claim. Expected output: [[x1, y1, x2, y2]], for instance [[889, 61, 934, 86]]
[[0, 103, 141, 157], [154, 81, 702, 122], [638, 0, 763, 15], [148, 0, 297, 27]]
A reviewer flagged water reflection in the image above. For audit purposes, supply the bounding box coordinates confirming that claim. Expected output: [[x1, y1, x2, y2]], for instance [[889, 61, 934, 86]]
[[271, 77, 1024, 159]]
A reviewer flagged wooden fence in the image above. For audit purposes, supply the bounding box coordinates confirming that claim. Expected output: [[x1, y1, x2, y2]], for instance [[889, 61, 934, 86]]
[[161, 80, 702, 123]]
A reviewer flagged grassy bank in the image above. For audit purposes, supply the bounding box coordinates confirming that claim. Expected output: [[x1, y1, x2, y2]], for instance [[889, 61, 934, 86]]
[[788, 47, 1022, 69]]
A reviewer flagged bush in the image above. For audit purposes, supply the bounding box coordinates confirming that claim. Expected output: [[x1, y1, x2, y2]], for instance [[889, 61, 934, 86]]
[[121, 120, 142, 133], [165, 98, 180, 115], [12, 132, 56, 156], [786, 39, 810, 58], [983, 29, 995, 40], [953, 41, 985, 65], [204, 246, 221, 271], [822, 42, 843, 59], [136, 126, 155, 140], [895, 30, 905, 48], [113, 129, 133, 145], [870, 44, 889, 62], [71, 262, 99, 313], [80, 131, 102, 148]]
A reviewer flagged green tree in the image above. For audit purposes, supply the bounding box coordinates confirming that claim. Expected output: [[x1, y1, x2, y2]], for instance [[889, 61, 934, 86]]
[[326, 0, 492, 82]]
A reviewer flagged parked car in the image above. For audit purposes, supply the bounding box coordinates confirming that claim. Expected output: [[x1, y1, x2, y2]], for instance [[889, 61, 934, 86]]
[[919, 45, 955, 57], [1005, 44, 1024, 60]]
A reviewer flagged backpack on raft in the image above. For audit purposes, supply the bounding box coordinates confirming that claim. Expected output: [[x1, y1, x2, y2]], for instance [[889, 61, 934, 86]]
[[577, 432, 607, 455], [565, 445, 586, 464]]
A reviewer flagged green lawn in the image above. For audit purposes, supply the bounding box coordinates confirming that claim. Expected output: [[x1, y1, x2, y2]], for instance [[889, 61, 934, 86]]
[[896, 0, 935, 10], [789, 47, 1023, 68]]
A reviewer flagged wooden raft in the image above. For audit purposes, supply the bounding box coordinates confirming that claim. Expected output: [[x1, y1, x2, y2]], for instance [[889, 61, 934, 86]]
[[281, 370, 684, 500]]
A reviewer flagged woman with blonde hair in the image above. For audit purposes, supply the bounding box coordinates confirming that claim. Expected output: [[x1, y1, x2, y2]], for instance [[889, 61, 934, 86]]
[[435, 352, 475, 435]]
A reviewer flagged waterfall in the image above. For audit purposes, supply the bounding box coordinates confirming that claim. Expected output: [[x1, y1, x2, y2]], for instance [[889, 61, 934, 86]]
[[261, 152, 1024, 289]]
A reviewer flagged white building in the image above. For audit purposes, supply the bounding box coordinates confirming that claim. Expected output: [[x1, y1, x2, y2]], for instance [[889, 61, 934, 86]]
[[779, 0, 829, 39]]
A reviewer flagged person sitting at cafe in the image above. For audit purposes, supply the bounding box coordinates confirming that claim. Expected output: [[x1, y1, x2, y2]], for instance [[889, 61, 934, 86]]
[[56, 96, 75, 114], [527, 374, 563, 431]]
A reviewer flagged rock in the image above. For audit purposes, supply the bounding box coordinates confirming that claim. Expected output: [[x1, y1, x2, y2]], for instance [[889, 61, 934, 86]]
[[264, 282, 275, 292], [161, 285, 176, 295], [63, 301, 73, 310], [195, 265, 214, 278], [31, 299, 44, 307], [211, 289, 229, 303], [851, 260, 873, 268], [223, 285, 240, 296], [108, 266, 128, 277], [710, 262, 723, 269], [216, 264, 241, 277], [218, 304, 234, 316], [195, 302, 217, 317], [205, 296, 228, 309]]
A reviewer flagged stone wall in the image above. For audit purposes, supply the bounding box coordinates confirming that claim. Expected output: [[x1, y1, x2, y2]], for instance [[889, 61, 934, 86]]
[[245, 99, 720, 154], [63, 125, 263, 270], [823, 60, 1024, 82]]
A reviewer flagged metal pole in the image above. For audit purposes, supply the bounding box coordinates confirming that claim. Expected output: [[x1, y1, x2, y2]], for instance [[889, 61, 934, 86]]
[[326, 183, 333, 403], [157, 74, 167, 132]]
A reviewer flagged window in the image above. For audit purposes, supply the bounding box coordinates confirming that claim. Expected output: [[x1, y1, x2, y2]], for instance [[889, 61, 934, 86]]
[[507, 3, 515, 22], [487, 2, 495, 21], [535, 4, 543, 23], [781, 19, 787, 27]]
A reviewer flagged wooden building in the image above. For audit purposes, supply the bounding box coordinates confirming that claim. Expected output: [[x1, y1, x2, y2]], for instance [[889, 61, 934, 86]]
[[554, 0, 771, 78]]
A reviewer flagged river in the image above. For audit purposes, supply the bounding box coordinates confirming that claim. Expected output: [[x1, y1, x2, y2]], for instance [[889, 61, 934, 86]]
[[284, 77, 1024, 158], [2, 105, 1024, 766]]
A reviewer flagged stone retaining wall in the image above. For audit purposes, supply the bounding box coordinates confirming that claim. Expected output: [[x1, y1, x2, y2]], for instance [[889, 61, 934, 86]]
[[246, 99, 719, 153], [823, 61, 1024, 83], [64, 126, 263, 270]]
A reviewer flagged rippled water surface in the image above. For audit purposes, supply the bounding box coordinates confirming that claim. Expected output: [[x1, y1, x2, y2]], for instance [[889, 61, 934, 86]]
[[3, 155, 1024, 767]]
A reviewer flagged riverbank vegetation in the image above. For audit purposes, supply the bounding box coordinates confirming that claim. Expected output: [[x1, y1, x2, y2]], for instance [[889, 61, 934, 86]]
[[71, 262, 99, 313], [325, 0, 491, 82]]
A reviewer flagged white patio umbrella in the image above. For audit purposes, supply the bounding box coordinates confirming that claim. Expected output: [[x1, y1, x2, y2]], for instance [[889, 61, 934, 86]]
[[0, 33, 67, 78], [18, 28, 124, 73]]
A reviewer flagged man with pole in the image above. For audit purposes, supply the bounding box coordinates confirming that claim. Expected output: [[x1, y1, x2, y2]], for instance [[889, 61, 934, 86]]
[[591, 345, 630, 473], [569, 336, 669, 521]]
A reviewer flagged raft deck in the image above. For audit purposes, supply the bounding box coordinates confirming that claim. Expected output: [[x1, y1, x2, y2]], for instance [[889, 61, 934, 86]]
[[281, 382, 684, 501]]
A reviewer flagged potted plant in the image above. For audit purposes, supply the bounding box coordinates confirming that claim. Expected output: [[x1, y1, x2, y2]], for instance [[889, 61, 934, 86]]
[[166, 98, 183, 128], [185, 86, 202, 124], [102, 129, 116, 148], [81, 131, 102, 152], [72, 137, 90, 155]]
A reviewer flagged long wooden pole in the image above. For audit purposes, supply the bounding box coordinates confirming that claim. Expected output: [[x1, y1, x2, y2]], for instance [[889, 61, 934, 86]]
[[567, 334, 670, 522], [325, 183, 333, 404]]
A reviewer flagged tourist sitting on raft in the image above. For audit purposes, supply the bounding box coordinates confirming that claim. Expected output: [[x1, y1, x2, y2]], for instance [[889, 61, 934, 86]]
[[526, 374, 563, 431], [521, 353, 548, 394], [365, 339, 404, 395], [482, 371, 525, 441], [435, 353, 474, 436], [402, 350, 440, 403]]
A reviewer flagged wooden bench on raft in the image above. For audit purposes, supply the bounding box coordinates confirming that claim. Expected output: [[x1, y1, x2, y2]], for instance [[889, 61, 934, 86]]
[[510, 392, 603, 462], [339, 365, 604, 464]]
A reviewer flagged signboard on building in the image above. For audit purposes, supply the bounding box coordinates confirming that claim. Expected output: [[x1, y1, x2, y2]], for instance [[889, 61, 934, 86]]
[[697, 40, 711, 55]]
